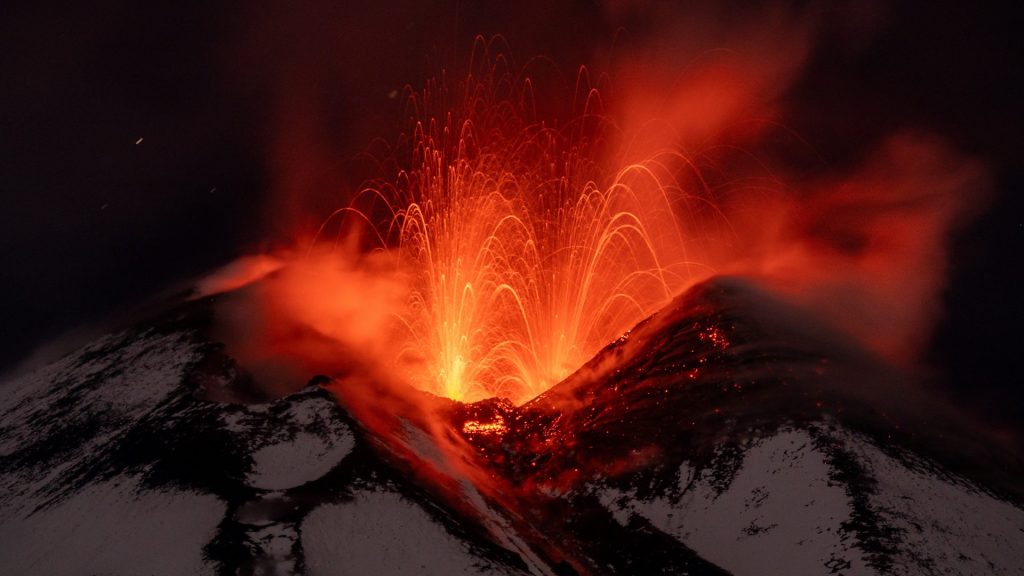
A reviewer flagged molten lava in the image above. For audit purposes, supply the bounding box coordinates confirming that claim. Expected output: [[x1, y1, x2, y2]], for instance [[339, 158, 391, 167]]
[[326, 48, 711, 404], [201, 33, 987, 418], [462, 419, 508, 436]]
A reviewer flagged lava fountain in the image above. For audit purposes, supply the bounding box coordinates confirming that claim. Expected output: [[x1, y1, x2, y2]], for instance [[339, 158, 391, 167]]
[[323, 45, 715, 404], [197, 38, 983, 411]]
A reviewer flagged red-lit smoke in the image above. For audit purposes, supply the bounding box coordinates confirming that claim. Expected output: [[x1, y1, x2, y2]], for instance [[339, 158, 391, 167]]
[[201, 1, 989, 407]]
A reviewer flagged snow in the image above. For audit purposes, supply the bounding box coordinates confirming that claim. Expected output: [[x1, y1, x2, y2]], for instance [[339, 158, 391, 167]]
[[228, 389, 357, 490], [0, 329, 201, 510], [840, 430, 1024, 575], [3, 317, 1021, 575], [302, 490, 520, 576], [246, 429, 354, 490], [0, 329, 197, 417], [247, 523, 301, 574], [599, 425, 1024, 575], [0, 475, 223, 576], [455, 479, 553, 576], [600, 428, 872, 576], [388, 421, 549, 574]]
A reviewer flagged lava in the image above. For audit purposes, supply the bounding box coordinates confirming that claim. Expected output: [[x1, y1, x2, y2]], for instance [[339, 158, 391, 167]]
[[202, 25, 987, 418], [461, 420, 507, 436], [322, 40, 714, 404]]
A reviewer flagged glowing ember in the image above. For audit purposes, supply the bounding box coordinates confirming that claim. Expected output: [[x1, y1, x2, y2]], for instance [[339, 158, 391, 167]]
[[699, 326, 729, 350], [461, 418, 508, 436], [329, 47, 710, 404]]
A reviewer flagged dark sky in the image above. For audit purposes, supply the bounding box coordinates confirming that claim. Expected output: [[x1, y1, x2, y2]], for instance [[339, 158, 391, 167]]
[[1, 2, 1021, 425]]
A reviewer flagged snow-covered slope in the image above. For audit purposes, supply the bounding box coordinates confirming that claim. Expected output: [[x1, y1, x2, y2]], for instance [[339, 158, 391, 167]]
[[1, 279, 1021, 575], [0, 310, 529, 575], [595, 423, 1024, 576]]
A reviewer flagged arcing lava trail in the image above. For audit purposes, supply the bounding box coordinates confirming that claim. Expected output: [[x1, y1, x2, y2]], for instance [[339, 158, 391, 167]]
[[325, 42, 716, 404]]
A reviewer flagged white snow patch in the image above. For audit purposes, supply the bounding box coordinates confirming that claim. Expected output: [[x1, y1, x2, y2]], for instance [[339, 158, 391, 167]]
[[456, 479, 552, 576], [0, 475, 223, 576], [0, 329, 197, 417], [600, 429, 872, 576], [840, 431, 1024, 575], [0, 332, 124, 411], [246, 429, 354, 490], [0, 330, 201, 508], [284, 398, 325, 426], [371, 421, 547, 574], [302, 490, 521, 576]]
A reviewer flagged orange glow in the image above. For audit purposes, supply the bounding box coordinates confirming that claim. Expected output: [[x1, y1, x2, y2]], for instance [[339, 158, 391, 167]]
[[184, 16, 998, 568], [323, 42, 717, 404], [462, 418, 508, 436], [192, 254, 285, 298], [200, 28, 988, 410]]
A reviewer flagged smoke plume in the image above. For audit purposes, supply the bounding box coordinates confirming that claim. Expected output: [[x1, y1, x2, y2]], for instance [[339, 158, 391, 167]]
[[199, 0, 990, 402]]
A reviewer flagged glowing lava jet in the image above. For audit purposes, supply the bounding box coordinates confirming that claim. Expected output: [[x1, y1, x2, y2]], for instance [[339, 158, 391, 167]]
[[331, 49, 712, 405]]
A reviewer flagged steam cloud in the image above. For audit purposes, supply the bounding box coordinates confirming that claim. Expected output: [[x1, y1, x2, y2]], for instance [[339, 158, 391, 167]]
[[600, 0, 991, 368], [200, 0, 990, 399]]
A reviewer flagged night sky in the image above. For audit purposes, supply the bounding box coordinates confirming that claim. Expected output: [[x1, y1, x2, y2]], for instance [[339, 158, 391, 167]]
[[2, 2, 1021, 427]]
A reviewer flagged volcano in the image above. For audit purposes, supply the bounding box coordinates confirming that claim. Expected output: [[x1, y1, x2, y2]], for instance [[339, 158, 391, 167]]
[[1, 276, 1021, 575]]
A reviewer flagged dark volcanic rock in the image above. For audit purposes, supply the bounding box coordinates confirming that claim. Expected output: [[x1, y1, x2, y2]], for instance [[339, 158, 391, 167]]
[[2, 278, 1022, 575]]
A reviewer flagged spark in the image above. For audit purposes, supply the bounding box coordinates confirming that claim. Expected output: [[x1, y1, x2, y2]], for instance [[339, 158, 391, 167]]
[[462, 419, 508, 436], [323, 45, 713, 404]]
